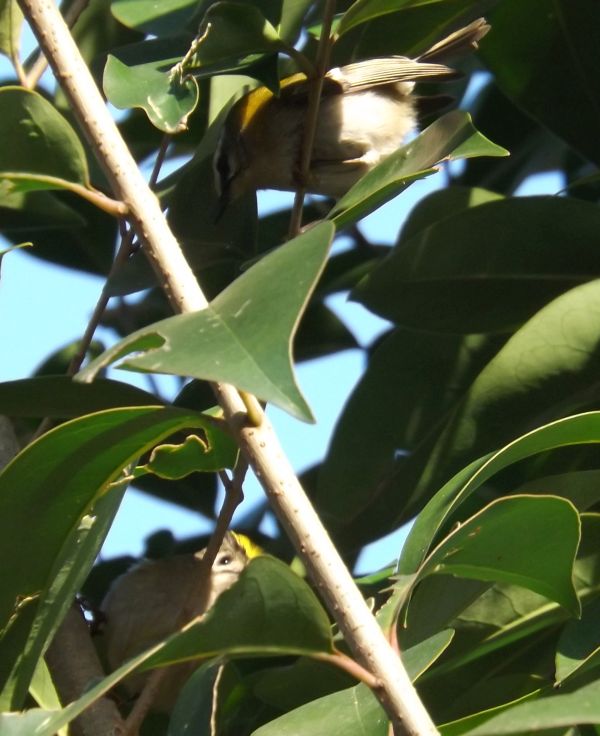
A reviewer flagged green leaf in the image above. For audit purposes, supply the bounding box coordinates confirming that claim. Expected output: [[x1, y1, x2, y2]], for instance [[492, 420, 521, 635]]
[[176, 2, 284, 76], [354, 196, 600, 333], [334, 0, 492, 59], [29, 661, 65, 732], [465, 678, 600, 735], [111, 0, 198, 35], [136, 421, 238, 478], [338, 0, 482, 38], [0, 87, 89, 192], [399, 412, 600, 577], [0, 0, 22, 60], [0, 376, 160, 417], [483, 0, 600, 166], [419, 495, 581, 616], [406, 515, 600, 684], [78, 221, 335, 421], [328, 111, 508, 229], [516, 470, 600, 512], [0, 487, 125, 710], [146, 556, 334, 667], [0, 406, 219, 706], [251, 682, 388, 736], [556, 597, 600, 684], [398, 185, 504, 242], [104, 40, 199, 133], [338, 0, 418, 36]]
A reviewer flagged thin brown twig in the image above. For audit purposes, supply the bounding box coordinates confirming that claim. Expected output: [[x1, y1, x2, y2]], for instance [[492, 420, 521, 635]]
[[288, 0, 337, 238]]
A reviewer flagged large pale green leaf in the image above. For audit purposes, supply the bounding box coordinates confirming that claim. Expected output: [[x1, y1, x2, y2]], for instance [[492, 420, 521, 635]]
[[0, 87, 89, 192], [399, 412, 600, 576], [0, 406, 221, 706], [79, 221, 335, 421], [483, 0, 600, 166], [465, 678, 600, 735], [103, 39, 199, 133], [354, 196, 600, 333], [327, 111, 508, 229], [419, 495, 580, 616]]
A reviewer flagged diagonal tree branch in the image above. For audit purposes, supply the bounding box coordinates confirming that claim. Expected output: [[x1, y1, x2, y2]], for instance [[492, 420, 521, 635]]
[[16, 1, 439, 733]]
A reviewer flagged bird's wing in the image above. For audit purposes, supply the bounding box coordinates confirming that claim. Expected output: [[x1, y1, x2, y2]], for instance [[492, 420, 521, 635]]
[[329, 57, 458, 92]]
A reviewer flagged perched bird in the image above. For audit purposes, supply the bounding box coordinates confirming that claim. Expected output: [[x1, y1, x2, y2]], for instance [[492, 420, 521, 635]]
[[213, 18, 489, 207], [100, 531, 261, 711]]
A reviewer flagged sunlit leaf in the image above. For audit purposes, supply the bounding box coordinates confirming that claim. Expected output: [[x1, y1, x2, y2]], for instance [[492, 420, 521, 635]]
[[79, 222, 335, 421], [328, 111, 508, 229], [465, 678, 600, 734], [104, 40, 199, 133], [419, 495, 580, 616], [399, 412, 600, 576]]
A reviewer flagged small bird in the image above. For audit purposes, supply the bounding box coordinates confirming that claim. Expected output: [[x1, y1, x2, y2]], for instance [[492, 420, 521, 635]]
[[100, 531, 260, 711], [213, 18, 489, 208]]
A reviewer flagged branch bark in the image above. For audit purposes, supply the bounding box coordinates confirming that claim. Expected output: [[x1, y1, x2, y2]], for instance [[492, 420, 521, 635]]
[[16, 1, 439, 733]]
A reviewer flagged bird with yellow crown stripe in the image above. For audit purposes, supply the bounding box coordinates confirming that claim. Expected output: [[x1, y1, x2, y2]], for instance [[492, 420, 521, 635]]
[[213, 18, 489, 212], [100, 531, 262, 711]]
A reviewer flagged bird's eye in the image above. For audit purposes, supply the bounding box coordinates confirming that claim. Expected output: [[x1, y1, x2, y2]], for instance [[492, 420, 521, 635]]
[[217, 554, 232, 566]]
